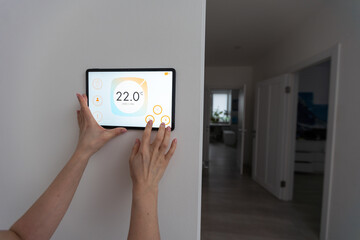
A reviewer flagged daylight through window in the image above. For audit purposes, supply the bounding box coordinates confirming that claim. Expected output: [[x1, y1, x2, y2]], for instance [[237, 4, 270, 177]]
[[211, 90, 231, 124]]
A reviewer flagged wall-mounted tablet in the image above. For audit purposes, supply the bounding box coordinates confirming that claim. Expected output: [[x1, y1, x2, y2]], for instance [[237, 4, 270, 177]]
[[86, 68, 175, 130]]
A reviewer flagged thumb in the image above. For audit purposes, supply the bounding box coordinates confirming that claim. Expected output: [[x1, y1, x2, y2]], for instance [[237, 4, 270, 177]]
[[104, 128, 127, 140]]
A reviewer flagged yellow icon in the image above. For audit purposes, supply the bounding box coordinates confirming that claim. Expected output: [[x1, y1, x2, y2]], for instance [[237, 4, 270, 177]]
[[153, 105, 163, 115], [145, 115, 155, 124], [93, 78, 102, 89], [93, 111, 103, 122], [164, 72, 168, 76], [93, 95, 103, 106], [161, 115, 170, 125]]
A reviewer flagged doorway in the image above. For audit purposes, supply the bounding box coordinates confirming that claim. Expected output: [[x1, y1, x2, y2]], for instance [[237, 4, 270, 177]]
[[203, 87, 246, 174], [251, 45, 340, 240], [292, 60, 331, 237]]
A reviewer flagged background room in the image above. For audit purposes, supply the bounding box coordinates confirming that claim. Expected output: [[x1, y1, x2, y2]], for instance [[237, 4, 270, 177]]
[[201, 0, 360, 240]]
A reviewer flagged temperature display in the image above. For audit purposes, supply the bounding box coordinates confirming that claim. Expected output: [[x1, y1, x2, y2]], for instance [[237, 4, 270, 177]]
[[111, 77, 148, 116], [115, 91, 141, 101]]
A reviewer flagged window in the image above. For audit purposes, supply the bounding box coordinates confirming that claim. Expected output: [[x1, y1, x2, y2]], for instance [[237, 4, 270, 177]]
[[211, 90, 231, 124]]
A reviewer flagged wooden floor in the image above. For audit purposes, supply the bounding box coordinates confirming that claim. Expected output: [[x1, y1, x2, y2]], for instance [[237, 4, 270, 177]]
[[201, 142, 323, 240]]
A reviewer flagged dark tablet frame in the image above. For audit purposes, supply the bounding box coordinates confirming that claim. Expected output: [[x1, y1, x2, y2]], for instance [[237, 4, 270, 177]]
[[86, 68, 176, 131]]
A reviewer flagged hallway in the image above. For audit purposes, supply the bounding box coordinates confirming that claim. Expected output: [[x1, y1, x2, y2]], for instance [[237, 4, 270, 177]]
[[201, 143, 321, 240]]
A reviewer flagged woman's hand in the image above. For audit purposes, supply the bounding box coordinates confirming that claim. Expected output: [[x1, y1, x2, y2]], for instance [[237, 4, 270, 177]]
[[129, 120, 177, 197], [76, 93, 127, 158], [128, 120, 177, 240]]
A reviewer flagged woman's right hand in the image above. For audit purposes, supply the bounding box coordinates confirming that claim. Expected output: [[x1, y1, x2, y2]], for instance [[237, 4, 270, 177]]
[[76, 93, 127, 158], [129, 120, 177, 197]]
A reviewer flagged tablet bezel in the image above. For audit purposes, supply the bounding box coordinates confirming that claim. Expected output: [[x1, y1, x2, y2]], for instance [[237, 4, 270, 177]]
[[86, 68, 176, 131]]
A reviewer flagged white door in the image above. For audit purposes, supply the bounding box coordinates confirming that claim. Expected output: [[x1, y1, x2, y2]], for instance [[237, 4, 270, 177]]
[[252, 74, 296, 200], [237, 85, 246, 174]]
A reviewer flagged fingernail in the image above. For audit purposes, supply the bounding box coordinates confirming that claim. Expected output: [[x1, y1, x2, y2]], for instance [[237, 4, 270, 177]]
[[148, 120, 153, 125], [121, 128, 127, 133], [167, 126, 171, 131], [161, 122, 165, 126]]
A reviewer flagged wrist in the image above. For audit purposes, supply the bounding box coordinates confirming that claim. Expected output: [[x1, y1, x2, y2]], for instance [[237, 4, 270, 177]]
[[132, 184, 159, 201], [73, 147, 92, 162]]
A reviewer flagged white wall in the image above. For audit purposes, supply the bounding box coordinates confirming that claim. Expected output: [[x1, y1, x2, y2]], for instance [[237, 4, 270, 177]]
[[254, 1, 360, 239], [205, 66, 252, 89], [0, 1, 205, 239], [204, 66, 253, 165], [298, 61, 330, 105]]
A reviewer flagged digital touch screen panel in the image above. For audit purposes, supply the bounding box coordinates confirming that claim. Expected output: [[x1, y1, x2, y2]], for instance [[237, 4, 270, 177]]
[[86, 69, 175, 130]]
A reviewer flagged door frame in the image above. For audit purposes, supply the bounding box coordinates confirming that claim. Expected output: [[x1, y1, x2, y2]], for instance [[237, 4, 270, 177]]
[[202, 88, 211, 168], [284, 44, 341, 240], [238, 84, 247, 175]]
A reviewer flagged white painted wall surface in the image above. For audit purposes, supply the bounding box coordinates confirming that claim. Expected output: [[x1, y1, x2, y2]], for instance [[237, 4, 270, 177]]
[[254, 1, 360, 239], [298, 61, 330, 105], [205, 66, 252, 89], [0, 1, 205, 239], [204, 66, 253, 165]]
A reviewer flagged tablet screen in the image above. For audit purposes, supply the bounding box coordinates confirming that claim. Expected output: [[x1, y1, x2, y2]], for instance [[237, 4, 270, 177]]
[[86, 68, 175, 130]]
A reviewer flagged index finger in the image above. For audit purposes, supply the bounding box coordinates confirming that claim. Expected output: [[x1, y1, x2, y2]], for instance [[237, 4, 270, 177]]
[[141, 120, 153, 148]]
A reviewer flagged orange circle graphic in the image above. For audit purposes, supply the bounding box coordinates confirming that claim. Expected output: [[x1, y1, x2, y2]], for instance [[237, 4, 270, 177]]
[[93, 95, 103, 106], [161, 115, 170, 125], [93, 111, 103, 122], [153, 105, 163, 115], [145, 115, 155, 124], [93, 78, 102, 89]]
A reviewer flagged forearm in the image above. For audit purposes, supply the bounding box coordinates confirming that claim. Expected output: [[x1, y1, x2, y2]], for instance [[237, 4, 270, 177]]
[[128, 186, 160, 240], [0, 230, 21, 240], [10, 149, 90, 240]]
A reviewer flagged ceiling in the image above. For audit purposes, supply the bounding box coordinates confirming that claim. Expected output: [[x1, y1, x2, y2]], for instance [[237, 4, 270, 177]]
[[205, 0, 328, 66]]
